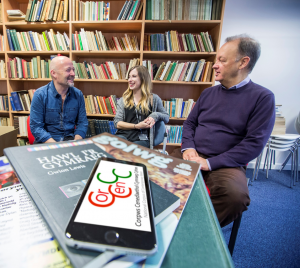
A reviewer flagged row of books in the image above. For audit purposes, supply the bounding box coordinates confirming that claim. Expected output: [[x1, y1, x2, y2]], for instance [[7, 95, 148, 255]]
[[72, 29, 139, 51], [0, 60, 6, 78], [144, 31, 214, 52], [166, 125, 183, 144], [13, 116, 29, 137], [25, 0, 69, 22], [10, 90, 36, 112], [73, 1, 110, 21], [8, 57, 51, 79], [0, 95, 9, 111], [117, 0, 143, 20], [146, 0, 223, 21], [86, 119, 117, 138], [17, 138, 29, 146], [163, 98, 195, 118], [73, 58, 139, 80], [84, 95, 118, 115], [0, 117, 11, 126], [7, 29, 70, 52], [0, 34, 4, 51], [143, 59, 213, 82]]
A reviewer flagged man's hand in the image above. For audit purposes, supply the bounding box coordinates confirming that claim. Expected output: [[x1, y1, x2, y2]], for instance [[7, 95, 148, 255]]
[[182, 148, 198, 161], [74, 135, 83, 140], [45, 138, 56, 143], [189, 156, 210, 171]]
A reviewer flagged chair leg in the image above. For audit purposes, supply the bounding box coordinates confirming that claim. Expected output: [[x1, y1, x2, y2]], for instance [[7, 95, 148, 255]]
[[279, 150, 292, 172], [228, 214, 242, 256], [266, 142, 271, 178], [255, 153, 263, 181]]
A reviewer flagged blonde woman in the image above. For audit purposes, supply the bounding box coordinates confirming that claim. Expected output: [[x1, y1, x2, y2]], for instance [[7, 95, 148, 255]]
[[114, 65, 169, 148]]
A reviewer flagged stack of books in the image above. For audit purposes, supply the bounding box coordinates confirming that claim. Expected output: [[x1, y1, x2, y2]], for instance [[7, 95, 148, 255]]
[[0, 117, 11, 126], [272, 105, 286, 135], [10, 90, 35, 112], [117, 0, 143, 20], [144, 31, 214, 52], [166, 125, 183, 144], [146, 0, 223, 20], [84, 94, 118, 115], [0, 60, 6, 78], [8, 57, 51, 79], [25, 0, 69, 22], [0, 95, 9, 111], [72, 29, 139, 51], [163, 98, 195, 118], [73, 1, 110, 21], [143, 59, 213, 82], [6, 29, 70, 51], [73, 61, 128, 80], [86, 119, 117, 137], [13, 116, 28, 137], [7, 9, 26, 21]]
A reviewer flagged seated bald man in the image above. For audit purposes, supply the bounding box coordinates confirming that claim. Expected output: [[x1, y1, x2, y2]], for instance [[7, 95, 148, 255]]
[[30, 56, 88, 143]]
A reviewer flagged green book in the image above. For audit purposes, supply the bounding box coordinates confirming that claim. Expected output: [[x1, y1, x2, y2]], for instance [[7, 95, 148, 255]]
[[129, 0, 138, 20], [146, 0, 152, 20], [48, 60, 51, 77], [72, 61, 79, 78], [48, 0, 57, 21], [44, 61, 48, 78], [25, 0, 33, 21], [166, 61, 177, 81], [26, 62, 31, 78], [105, 98, 113, 114], [185, 34, 191, 52], [190, 34, 197, 52], [78, 34, 83, 50], [77, 63, 84, 78], [33, 57, 38, 78], [13, 30, 21, 51], [10, 30, 19, 51], [200, 32, 209, 52], [28, 0, 37, 21], [21, 32, 30, 51], [42, 32, 50, 51], [53, 34, 60, 51]]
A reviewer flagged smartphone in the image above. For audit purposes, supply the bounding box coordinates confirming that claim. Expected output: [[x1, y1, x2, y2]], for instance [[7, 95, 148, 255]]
[[65, 157, 157, 255]]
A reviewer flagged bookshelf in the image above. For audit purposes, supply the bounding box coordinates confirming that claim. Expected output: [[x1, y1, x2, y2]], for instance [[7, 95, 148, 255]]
[[1, 0, 225, 151]]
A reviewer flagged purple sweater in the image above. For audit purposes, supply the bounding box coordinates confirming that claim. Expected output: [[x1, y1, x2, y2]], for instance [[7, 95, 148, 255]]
[[182, 80, 275, 170]]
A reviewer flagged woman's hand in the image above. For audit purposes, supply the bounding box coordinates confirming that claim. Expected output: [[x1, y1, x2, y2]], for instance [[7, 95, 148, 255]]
[[135, 121, 151, 129], [144, 117, 156, 128]]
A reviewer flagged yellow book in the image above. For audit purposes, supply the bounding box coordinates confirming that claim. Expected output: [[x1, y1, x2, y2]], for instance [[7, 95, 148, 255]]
[[63, 0, 68, 21], [53, 0, 61, 21], [57, 1, 64, 21], [96, 96, 104, 114], [84, 96, 89, 113], [49, 29, 58, 50], [45, 0, 53, 20], [16, 32, 25, 51]]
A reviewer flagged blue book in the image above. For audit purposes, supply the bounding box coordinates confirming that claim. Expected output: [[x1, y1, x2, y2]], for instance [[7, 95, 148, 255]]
[[171, 99, 176, 117], [180, 101, 185, 118], [150, 34, 154, 51], [117, 1, 128, 20], [29, 31, 37, 51], [10, 92, 23, 111], [108, 121, 114, 134], [168, 32, 172, 51], [94, 35, 99, 50], [6, 29, 14, 51], [9, 97, 16, 111], [36, 0, 44, 21], [191, 61, 200, 82]]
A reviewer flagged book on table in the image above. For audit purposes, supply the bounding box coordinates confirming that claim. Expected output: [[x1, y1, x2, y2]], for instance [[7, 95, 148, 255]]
[[4, 133, 200, 268]]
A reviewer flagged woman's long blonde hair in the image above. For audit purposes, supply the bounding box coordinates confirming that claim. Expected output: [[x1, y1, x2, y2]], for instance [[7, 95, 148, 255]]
[[123, 65, 152, 114]]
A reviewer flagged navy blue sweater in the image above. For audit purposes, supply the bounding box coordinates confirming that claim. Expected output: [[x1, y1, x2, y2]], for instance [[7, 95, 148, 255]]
[[182, 80, 275, 170]]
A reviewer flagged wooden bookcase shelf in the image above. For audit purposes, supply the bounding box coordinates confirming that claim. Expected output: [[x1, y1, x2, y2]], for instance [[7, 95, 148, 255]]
[[1, 0, 225, 148]]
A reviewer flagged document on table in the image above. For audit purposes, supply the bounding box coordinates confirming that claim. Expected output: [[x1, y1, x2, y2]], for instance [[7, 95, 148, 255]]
[[0, 157, 71, 268]]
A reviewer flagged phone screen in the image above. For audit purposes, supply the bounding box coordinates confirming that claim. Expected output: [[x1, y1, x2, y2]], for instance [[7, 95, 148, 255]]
[[74, 159, 152, 232]]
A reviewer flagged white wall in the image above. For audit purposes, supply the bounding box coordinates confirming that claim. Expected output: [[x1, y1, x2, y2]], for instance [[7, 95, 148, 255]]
[[221, 0, 300, 169]]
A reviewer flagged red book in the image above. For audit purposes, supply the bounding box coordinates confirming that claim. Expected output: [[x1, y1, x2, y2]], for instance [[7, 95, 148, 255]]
[[100, 64, 109, 79], [108, 96, 116, 115], [21, 59, 27, 78], [99, 97, 108, 114], [102, 97, 109, 114], [112, 37, 120, 51], [93, 96, 100, 114], [105, 62, 113, 79], [90, 62, 98, 79], [176, 32, 182, 52], [178, 35, 184, 52], [13, 58, 18, 78], [199, 62, 207, 81], [74, 31, 80, 50], [7, 58, 12, 78], [178, 62, 188, 81]]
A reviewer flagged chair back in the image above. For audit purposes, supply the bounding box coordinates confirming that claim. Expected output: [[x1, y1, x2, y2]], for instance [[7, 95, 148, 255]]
[[27, 116, 35, 145]]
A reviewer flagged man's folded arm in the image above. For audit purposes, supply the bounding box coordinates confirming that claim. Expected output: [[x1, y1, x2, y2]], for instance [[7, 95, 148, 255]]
[[30, 92, 52, 143], [208, 93, 275, 170]]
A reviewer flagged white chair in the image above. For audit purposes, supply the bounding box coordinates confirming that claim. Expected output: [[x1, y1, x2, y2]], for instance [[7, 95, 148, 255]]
[[251, 134, 300, 187]]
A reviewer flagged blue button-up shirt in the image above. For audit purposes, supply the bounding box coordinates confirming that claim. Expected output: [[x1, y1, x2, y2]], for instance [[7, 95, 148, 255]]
[[30, 81, 88, 143]]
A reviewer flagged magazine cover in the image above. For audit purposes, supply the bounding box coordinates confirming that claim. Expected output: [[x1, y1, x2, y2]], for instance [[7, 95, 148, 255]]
[[4, 133, 200, 268]]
